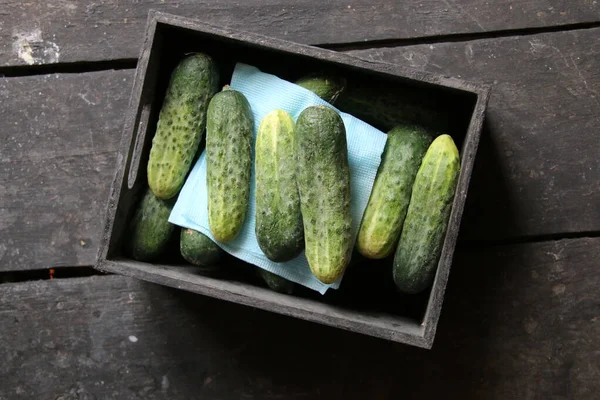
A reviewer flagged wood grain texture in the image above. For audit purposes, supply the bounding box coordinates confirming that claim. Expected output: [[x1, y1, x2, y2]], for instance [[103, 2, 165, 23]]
[[1, 0, 599, 67], [1, 28, 598, 271], [350, 27, 600, 240], [0, 70, 131, 271], [0, 237, 598, 399]]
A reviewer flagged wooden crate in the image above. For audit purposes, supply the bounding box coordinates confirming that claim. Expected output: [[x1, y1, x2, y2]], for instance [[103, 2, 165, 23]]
[[96, 10, 490, 349]]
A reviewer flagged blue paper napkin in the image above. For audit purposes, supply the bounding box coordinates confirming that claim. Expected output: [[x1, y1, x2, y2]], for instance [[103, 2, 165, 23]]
[[169, 63, 387, 294]]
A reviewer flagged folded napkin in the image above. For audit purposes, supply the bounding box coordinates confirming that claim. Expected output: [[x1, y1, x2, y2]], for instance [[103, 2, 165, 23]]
[[169, 63, 387, 294]]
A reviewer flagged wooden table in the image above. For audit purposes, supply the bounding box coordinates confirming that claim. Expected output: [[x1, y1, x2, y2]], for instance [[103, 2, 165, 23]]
[[1, 2, 599, 398]]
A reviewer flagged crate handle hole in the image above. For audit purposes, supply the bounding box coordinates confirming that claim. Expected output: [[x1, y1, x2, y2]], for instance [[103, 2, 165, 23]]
[[127, 103, 152, 189]]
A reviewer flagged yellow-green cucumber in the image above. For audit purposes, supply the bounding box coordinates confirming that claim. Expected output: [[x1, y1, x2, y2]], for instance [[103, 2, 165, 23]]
[[148, 53, 219, 199], [255, 110, 304, 262], [295, 106, 352, 284], [393, 134, 460, 294], [206, 87, 253, 242], [357, 125, 432, 259]]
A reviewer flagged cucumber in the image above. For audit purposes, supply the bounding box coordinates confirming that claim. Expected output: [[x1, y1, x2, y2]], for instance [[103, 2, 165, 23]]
[[206, 87, 253, 242], [255, 110, 304, 262], [336, 81, 450, 133], [257, 269, 295, 294], [295, 106, 352, 284], [295, 74, 346, 104], [126, 187, 175, 261], [393, 134, 460, 294], [180, 228, 223, 268], [357, 124, 432, 259], [148, 53, 219, 199]]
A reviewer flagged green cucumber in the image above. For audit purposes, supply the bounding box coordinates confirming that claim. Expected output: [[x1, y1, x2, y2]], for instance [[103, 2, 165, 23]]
[[357, 124, 432, 259], [255, 110, 304, 262], [148, 53, 219, 199], [206, 87, 253, 242], [295, 74, 346, 104], [126, 188, 175, 261], [295, 106, 352, 284], [393, 134, 460, 294], [180, 228, 223, 268], [257, 269, 295, 294], [336, 81, 450, 133]]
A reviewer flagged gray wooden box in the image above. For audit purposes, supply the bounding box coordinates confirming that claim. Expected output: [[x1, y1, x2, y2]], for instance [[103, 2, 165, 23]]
[[96, 11, 490, 349]]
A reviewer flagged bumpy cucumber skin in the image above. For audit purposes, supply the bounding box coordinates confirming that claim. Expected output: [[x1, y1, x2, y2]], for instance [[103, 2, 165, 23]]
[[148, 54, 219, 199], [257, 269, 295, 294], [180, 228, 223, 267], [393, 134, 460, 294], [295, 75, 346, 104], [295, 106, 352, 284], [336, 82, 449, 133], [126, 188, 175, 261], [357, 125, 432, 259], [255, 110, 304, 262], [206, 88, 253, 242]]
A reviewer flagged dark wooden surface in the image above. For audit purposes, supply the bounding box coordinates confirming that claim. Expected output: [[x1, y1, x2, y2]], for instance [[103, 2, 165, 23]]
[[1, 238, 598, 399], [1, 1, 599, 398], [1, 1, 598, 67], [351, 27, 600, 241], [0, 71, 130, 271], [1, 29, 598, 270]]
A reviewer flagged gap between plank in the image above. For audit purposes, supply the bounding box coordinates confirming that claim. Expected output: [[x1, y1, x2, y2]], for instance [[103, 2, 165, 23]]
[[459, 230, 600, 249], [321, 20, 600, 51], [0, 58, 137, 78], [1, 21, 599, 78], [0, 266, 106, 285]]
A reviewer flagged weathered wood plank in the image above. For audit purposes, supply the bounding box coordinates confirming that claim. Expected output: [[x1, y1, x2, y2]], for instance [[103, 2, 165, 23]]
[[350, 27, 600, 240], [438, 237, 600, 400], [0, 237, 598, 399], [1, 28, 598, 271], [0, 71, 131, 270], [1, 0, 599, 67]]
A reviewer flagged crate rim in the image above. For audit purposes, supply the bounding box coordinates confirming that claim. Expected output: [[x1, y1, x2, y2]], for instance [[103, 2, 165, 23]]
[[95, 9, 491, 350]]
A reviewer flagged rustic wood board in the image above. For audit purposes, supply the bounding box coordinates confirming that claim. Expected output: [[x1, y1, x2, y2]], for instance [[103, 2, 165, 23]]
[[1, 0, 599, 67], [0, 237, 598, 399], [350, 27, 600, 240], [1, 28, 598, 271], [0, 70, 131, 271]]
